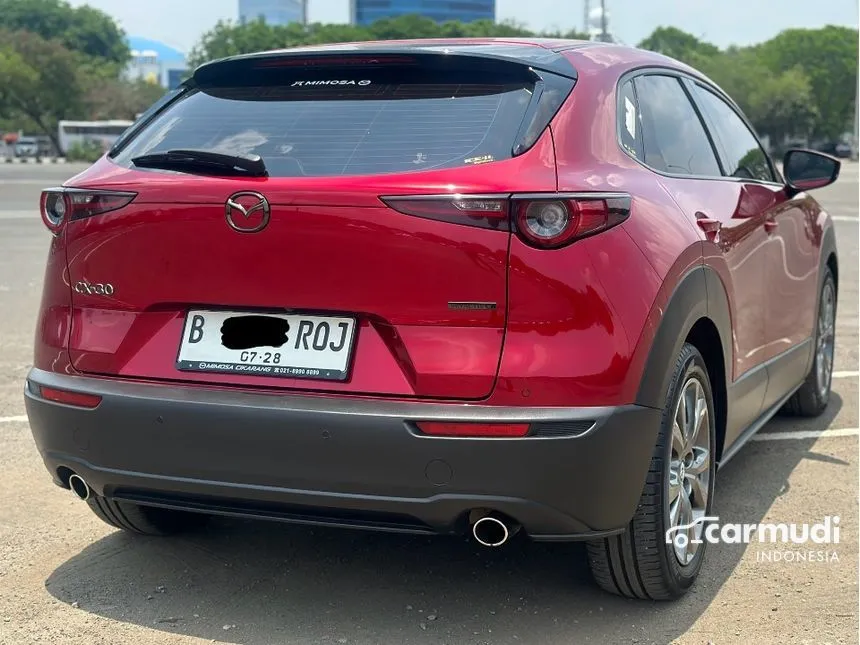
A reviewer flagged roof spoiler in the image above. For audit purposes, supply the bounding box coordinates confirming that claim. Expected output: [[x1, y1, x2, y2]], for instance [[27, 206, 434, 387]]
[[192, 43, 579, 87]]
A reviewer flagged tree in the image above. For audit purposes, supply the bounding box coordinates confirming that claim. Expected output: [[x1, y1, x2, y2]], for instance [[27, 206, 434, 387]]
[[188, 20, 291, 70], [83, 77, 167, 121], [637, 26, 720, 65], [0, 0, 128, 65], [749, 68, 818, 148], [755, 26, 858, 140], [0, 30, 85, 151], [188, 15, 588, 70]]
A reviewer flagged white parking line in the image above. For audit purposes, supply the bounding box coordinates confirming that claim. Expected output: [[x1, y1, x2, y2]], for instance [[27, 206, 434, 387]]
[[833, 370, 859, 379], [832, 216, 859, 223], [752, 428, 859, 441], [0, 415, 27, 424]]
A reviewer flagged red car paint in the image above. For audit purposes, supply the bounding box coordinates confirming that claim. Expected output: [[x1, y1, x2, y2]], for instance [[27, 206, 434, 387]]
[[33, 39, 828, 414]]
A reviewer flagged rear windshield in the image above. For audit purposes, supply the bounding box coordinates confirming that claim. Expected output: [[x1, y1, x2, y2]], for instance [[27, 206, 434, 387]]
[[113, 79, 536, 177]]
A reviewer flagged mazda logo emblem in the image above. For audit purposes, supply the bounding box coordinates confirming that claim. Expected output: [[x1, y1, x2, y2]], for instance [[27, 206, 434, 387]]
[[225, 191, 270, 233]]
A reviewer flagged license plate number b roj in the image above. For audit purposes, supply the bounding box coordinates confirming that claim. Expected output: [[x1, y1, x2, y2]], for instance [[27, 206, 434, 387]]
[[176, 310, 356, 381]]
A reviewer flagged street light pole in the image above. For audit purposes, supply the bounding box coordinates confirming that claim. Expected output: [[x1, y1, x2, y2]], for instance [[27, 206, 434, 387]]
[[301, 0, 308, 26], [600, 0, 607, 41]]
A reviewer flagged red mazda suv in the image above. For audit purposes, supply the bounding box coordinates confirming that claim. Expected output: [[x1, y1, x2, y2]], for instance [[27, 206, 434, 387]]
[[25, 39, 840, 600]]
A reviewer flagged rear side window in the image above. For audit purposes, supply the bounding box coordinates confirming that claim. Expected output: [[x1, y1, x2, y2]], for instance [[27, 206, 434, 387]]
[[633, 74, 721, 177], [113, 78, 544, 177], [688, 83, 775, 183], [618, 80, 643, 160]]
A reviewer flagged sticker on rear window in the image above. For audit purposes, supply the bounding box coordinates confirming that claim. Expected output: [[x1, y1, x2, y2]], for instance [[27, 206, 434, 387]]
[[465, 154, 494, 165], [624, 96, 637, 140]]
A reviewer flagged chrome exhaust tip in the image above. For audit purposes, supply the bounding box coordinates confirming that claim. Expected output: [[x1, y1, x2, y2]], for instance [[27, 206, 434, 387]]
[[68, 474, 90, 501], [472, 514, 513, 547]]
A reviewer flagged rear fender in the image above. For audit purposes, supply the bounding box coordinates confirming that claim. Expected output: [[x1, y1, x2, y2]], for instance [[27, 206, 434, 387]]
[[634, 265, 732, 410]]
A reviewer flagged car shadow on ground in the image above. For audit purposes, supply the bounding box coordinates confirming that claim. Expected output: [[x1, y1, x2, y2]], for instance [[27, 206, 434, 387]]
[[46, 394, 846, 645]]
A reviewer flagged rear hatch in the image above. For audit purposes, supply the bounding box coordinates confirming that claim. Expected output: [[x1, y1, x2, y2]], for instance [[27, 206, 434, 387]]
[[62, 45, 574, 399]]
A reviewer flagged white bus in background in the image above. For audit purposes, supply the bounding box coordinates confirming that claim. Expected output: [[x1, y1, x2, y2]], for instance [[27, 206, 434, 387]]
[[57, 120, 134, 155]]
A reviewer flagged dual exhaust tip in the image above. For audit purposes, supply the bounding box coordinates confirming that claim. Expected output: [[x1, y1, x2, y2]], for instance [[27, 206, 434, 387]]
[[470, 511, 519, 548]]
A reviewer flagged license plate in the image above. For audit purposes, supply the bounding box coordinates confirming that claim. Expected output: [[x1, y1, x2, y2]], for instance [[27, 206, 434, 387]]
[[176, 310, 357, 381]]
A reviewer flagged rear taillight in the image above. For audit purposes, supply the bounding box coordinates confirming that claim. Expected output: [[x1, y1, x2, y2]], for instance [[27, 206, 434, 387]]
[[513, 194, 631, 249], [415, 422, 531, 438], [380, 194, 510, 230], [39, 188, 136, 235], [39, 190, 68, 235], [381, 192, 631, 248]]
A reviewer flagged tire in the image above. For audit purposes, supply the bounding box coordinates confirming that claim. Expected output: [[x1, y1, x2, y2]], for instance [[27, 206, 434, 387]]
[[85, 493, 209, 536], [586, 343, 717, 600], [781, 268, 836, 417]]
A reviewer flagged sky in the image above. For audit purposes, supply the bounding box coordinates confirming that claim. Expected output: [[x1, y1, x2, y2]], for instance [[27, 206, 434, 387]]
[[66, 0, 859, 55]]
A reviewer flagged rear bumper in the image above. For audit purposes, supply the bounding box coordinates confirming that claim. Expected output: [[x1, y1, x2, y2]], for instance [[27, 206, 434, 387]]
[[24, 368, 661, 541]]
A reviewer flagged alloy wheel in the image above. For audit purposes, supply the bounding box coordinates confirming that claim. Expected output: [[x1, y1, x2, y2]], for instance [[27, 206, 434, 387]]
[[668, 376, 711, 566], [816, 281, 836, 399]]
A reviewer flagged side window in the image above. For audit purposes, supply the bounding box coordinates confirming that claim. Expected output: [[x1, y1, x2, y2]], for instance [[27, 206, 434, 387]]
[[633, 74, 721, 177], [618, 80, 644, 160], [689, 83, 775, 183]]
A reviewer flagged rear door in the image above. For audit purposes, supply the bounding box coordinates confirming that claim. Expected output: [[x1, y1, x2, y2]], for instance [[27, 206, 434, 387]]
[[686, 79, 818, 406], [631, 72, 770, 439], [64, 50, 569, 399]]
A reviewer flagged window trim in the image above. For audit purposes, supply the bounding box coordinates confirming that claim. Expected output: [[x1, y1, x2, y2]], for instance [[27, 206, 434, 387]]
[[681, 77, 782, 185], [615, 66, 785, 187]]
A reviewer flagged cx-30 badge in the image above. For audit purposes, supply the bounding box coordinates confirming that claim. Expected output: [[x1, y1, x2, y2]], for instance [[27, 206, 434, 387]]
[[226, 191, 270, 233], [74, 281, 114, 296]]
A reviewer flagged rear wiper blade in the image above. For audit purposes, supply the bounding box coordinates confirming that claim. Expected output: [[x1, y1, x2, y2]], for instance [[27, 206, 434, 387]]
[[131, 149, 268, 177]]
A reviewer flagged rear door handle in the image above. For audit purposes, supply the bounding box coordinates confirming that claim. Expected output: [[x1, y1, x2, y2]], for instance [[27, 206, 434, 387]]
[[764, 219, 778, 233]]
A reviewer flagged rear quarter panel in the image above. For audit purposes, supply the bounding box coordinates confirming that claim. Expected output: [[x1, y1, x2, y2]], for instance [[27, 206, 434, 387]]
[[496, 47, 704, 408]]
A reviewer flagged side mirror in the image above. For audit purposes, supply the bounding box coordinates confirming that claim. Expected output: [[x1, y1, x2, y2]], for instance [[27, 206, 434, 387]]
[[783, 148, 840, 195]]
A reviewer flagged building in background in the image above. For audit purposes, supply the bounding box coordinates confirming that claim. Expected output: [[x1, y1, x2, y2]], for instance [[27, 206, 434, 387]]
[[125, 37, 188, 90], [350, 0, 495, 25], [239, 0, 306, 25]]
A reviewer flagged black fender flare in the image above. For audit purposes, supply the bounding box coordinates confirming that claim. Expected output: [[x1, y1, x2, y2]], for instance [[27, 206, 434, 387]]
[[635, 265, 732, 409]]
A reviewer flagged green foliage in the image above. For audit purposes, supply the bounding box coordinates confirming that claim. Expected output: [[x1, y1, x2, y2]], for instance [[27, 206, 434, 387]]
[[637, 26, 720, 64], [83, 77, 168, 121], [65, 139, 105, 162], [188, 14, 588, 69], [755, 26, 858, 139], [0, 29, 86, 151], [638, 26, 857, 147], [0, 0, 128, 65]]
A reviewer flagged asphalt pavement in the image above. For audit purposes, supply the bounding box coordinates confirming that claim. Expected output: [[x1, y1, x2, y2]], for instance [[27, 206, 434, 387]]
[[0, 163, 857, 645]]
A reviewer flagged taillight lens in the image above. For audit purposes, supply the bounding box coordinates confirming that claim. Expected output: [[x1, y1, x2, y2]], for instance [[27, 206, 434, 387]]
[[380, 195, 510, 230], [39, 188, 137, 235], [380, 192, 630, 247], [415, 422, 530, 438], [39, 190, 69, 235], [514, 195, 632, 249]]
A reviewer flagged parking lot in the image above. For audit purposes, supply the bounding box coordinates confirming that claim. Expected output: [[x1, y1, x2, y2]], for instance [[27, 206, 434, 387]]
[[0, 163, 857, 645]]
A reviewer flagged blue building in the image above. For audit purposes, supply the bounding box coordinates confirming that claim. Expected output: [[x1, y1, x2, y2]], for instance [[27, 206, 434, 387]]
[[239, 0, 305, 25], [350, 0, 495, 25]]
